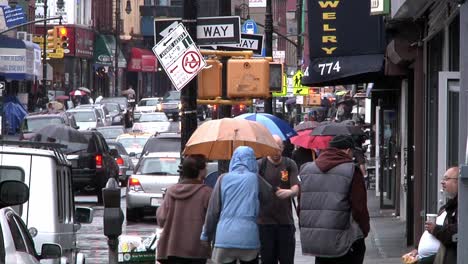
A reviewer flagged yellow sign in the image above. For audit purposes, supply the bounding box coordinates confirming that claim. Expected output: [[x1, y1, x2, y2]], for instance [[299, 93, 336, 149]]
[[55, 48, 64, 54], [47, 52, 64, 59], [272, 74, 287, 97], [293, 70, 309, 95]]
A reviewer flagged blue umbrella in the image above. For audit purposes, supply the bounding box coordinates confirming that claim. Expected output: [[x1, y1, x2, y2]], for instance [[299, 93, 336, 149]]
[[235, 113, 297, 140]]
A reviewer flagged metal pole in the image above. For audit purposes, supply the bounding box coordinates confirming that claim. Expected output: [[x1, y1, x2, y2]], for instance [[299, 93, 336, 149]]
[[114, 0, 121, 97], [264, 0, 273, 114], [42, 0, 48, 93], [458, 2, 468, 263], [180, 0, 198, 158], [0, 16, 62, 35], [295, 0, 303, 124], [217, 0, 231, 174]]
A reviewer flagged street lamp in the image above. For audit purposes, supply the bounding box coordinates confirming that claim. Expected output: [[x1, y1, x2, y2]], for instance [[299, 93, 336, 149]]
[[114, 0, 132, 96]]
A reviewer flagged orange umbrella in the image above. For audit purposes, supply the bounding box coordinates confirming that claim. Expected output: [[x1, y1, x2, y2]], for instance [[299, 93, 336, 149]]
[[183, 118, 280, 160]]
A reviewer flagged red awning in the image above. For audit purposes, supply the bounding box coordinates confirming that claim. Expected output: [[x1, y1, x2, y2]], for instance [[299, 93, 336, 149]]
[[128, 47, 157, 72]]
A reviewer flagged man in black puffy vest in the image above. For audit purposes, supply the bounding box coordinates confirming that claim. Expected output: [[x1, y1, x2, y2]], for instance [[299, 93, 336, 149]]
[[298, 135, 370, 264]]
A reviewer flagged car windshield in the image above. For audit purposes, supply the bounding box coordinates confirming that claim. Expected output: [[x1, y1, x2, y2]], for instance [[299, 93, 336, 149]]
[[138, 99, 159, 106], [106, 104, 120, 113], [117, 137, 149, 151], [143, 138, 180, 153], [138, 157, 180, 175], [23, 117, 63, 132], [139, 113, 168, 122], [164, 91, 180, 101], [97, 127, 124, 139], [69, 111, 96, 122], [101, 97, 127, 108]]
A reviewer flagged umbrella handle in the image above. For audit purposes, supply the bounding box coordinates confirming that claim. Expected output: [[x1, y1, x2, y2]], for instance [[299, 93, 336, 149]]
[[312, 150, 316, 161]]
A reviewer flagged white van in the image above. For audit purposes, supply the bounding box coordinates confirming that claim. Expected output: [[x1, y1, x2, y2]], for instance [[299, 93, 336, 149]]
[[0, 141, 93, 264]]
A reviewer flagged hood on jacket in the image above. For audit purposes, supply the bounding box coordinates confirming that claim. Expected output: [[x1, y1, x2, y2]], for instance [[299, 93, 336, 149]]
[[315, 147, 353, 172], [229, 146, 258, 174], [167, 183, 207, 200]]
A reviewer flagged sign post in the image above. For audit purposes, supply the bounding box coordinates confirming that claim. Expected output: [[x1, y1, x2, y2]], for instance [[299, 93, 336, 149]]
[[152, 24, 206, 91]]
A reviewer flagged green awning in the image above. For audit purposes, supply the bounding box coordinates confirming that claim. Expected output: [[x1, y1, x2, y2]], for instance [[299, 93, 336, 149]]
[[94, 35, 126, 68]]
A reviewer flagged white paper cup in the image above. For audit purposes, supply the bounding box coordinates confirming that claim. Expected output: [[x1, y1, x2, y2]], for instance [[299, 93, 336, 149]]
[[426, 213, 438, 223]]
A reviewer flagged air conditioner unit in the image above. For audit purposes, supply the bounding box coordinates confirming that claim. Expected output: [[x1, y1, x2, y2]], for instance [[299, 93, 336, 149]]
[[16, 31, 27, 41], [26, 34, 33, 42]]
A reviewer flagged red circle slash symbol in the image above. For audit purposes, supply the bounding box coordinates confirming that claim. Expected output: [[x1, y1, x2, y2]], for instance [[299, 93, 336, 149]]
[[182, 51, 201, 74]]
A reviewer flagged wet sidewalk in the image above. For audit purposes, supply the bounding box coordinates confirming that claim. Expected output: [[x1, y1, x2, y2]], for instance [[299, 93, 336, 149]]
[[294, 189, 410, 264]]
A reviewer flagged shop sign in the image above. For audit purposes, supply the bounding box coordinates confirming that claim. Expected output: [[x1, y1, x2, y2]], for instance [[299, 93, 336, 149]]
[[0, 48, 33, 75], [303, 0, 385, 86], [1, 5, 27, 28], [73, 27, 94, 58], [371, 0, 390, 15]]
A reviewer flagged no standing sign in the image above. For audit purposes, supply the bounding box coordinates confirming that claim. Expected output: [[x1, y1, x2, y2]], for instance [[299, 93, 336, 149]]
[[152, 24, 206, 91]]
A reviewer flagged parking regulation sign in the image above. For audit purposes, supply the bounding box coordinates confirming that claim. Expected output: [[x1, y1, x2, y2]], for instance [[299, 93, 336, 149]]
[[153, 24, 206, 91]]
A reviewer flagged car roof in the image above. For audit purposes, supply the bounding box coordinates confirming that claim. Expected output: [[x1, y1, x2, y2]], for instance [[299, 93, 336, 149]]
[[67, 108, 96, 113], [141, 97, 160, 101], [97, 126, 125, 130], [143, 152, 180, 158], [26, 112, 66, 119], [155, 132, 180, 139], [116, 132, 153, 139]]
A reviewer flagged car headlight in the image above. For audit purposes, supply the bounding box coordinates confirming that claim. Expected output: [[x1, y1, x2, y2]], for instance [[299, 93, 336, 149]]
[[157, 104, 162, 111]]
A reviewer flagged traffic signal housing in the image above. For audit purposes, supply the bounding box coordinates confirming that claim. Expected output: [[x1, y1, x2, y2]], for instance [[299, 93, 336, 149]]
[[56, 26, 69, 50], [198, 59, 222, 99], [227, 59, 270, 98], [269, 62, 283, 92], [46, 28, 57, 51]]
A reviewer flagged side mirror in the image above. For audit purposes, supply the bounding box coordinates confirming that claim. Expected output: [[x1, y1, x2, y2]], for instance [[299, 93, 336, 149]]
[[0, 181, 29, 208], [40, 243, 62, 259], [129, 152, 136, 157], [109, 149, 119, 158], [73, 125, 80, 130], [75, 207, 94, 224]]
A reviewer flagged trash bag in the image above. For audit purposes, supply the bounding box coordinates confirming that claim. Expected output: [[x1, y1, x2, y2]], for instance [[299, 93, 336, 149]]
[[3, 96, 27, 135]]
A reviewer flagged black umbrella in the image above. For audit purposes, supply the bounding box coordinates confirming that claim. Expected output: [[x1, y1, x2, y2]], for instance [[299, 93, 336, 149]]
[[32, 124, 88, 145], [294, 121, 321, 132], [310, 122, 364, 136]]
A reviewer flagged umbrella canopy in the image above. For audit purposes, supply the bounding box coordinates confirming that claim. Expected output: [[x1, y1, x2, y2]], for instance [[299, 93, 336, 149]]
[[183, 118, 280, 160], [290, 131, 334, 150], [32, 124, 88, 145], [294, 121, 321, 132], [55, 95, 69, 100], [311, 122, 364, 136], [69, 90, 84, 96], [235, 113, 297, 140], [78, 87, 91, 93]]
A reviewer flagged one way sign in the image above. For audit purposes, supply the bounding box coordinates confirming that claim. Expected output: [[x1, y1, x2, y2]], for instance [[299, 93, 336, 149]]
[[218, 34, 264, 55], [154, 16, 241, 46]]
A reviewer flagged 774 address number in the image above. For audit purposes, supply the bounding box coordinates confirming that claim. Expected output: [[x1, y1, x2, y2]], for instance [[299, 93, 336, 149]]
[[317, 61, 341, 76]]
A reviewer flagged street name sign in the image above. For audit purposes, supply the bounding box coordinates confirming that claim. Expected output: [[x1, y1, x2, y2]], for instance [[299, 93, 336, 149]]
[[154, 16, 241, 46], [153, 24, 206, 91], [218, 33, 264, 55]]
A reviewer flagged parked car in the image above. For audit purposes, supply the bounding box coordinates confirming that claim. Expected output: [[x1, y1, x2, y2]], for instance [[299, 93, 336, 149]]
[[75, 104, 112, 126], [103, 102, 126, 126], [116, 132, 154, 166], [97, 126, 126, 142], [0, 180, 63, 263], [107, 141, 135, 185], [132, 112, 170, 134], [66, 108, 104, 130], [126, 152, 180, 221], [20, 112, 79, 140], [66, 130, 120, 204], [0, 141, 93, 263]]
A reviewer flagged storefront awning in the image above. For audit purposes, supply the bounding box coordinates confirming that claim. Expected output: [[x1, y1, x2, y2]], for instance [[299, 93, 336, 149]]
[[128, 47, 157, 72], [0, 36, 37, 81], [93, 34, 126, 68]]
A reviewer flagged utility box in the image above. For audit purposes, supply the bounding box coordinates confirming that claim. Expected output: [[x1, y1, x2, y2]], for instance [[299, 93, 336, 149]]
[[227, 59, 270, 98], [198, 59, 222, 99]]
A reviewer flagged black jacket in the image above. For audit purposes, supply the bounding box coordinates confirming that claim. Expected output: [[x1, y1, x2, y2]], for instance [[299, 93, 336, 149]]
[[433, 196, 458, 264]]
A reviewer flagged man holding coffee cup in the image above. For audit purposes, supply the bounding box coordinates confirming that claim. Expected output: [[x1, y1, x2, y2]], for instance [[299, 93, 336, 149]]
[[425, 167, 458, 264]]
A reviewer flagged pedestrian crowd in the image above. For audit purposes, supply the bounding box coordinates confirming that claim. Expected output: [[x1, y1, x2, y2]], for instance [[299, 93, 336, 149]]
[[154, 112, 458, 264]]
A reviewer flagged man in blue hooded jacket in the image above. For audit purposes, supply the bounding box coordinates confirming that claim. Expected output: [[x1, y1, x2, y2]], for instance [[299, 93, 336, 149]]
[[201, 146, 271, 264]]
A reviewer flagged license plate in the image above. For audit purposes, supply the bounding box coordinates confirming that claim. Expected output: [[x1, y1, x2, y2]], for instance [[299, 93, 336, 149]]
[[150, 198, 160, 207]]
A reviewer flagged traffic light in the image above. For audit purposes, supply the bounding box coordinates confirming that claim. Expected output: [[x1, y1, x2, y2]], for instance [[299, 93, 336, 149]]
[[198, 59, 222, 99], [55, 26, 69, 49], [46, 27, 57, 51], [269, 62, 283, 92], [227, 59, 270, 98]]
